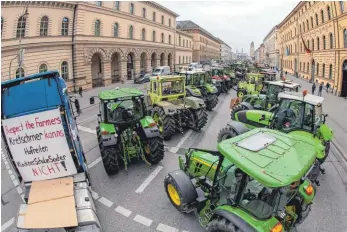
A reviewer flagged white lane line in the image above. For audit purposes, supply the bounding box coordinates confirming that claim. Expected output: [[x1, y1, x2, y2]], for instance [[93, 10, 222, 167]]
[[77, 115, 97, 125], [8, 170, 12, 175], [133, 214, 153, 227], [5, 164, 10, 170], [13, 180, 19, 187], [78, 125, 96, 134], [156, 223, 179, 232], [20, 194, 25, 203], [16, 186, 23, 195], [1, 217, 15, 232], [115, 206, 132, 217], [169, 129, 193, 153], [10, 175, 15, 181], [90, 190, 100, 200], [135, 166, 163, 194], [88, 157, 102, 169], [4, 161, 8, 165], [98, 197, 113, 208]]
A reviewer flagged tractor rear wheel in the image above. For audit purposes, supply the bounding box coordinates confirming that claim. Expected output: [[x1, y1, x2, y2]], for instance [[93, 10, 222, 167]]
[[100, 144, 120, 175], [289, 197, 311, 225], [237, 89, 246, 98], [194, 108, 208, 131], [206, 217, 241, 232], [217, 126, 238, 142], [206, 94, 218, 111], [221, 83, 228, 93], [152, 106, 175, 140], [230, 104, 247, 120], [145, 137, 165, 164]]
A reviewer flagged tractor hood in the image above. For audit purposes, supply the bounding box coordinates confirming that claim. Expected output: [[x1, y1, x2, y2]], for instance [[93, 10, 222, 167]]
[[218, 128, 317, 188]]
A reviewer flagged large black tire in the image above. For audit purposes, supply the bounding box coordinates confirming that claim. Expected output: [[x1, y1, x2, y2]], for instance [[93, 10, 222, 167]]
[[152, 106, 176, 140], [288, 197, 311, 225], [237, 89, 246, 98], [206, 217, 241, 232], [145, 137, 165, 164], [194, 108, 208, 131], [217, 126, 238, 143], [100, 144, 120, 175], [206, 94, 218, 111], [221, 83, 228, 93], [230, 104, 247, 120]]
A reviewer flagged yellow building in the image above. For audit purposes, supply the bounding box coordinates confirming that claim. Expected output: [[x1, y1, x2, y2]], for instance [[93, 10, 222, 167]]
[[278, 1, 347, 97]]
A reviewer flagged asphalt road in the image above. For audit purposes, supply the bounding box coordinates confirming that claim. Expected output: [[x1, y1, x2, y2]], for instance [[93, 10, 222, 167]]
[[2, 80, 347, 232]]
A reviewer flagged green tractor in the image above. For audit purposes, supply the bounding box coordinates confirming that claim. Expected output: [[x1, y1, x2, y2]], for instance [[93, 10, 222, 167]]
[[180, 69, 219, 111], [165, 128, 317, 232], [231, 80, 301, 120], [90, 88, 165, 175], [236, 73, 266, 98], [146, 75, 208, 140]]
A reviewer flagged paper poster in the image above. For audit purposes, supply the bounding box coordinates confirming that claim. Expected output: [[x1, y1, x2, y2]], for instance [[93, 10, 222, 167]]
[[2, 108, 77, 182]]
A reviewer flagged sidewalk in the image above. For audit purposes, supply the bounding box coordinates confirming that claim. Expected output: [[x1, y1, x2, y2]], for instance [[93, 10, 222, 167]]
[[284, 73, 347, 160]]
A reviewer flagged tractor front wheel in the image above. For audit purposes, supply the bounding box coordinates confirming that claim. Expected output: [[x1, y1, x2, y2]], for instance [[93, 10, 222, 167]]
[[194, 108, 208, 131], [207, 217, 242, 232], [206, 94, 218, 111], [230, 104, 247, 120], [145, 137, 165, 164], [217, 126, 238, 143], [237, 89, 246, 98], [100, 144, 120, 175], [152, 106, 175, 140]]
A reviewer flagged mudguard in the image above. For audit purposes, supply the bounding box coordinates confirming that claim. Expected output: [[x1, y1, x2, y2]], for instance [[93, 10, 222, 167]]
[[186, 86, 202, 97], [140, 116, 160, 138], [204, 84, 218, 94], [101, 134, 117, 147], [167, 169, 198, 204], [154, 101, 180, 115], [211, 208, 257, 232], [239, 102, 254, 110], [318, 124, 333, 142], [226, 121, 249, 135], [185, 96, 206, 109]]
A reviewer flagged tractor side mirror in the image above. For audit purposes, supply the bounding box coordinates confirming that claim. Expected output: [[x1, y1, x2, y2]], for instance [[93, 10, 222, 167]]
[[90, 97, 95, 105], [259, 114, 266, 121]]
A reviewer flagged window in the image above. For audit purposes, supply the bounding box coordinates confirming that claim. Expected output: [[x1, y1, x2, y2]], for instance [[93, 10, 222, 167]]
[[303, 63, 306, 72], [315, 13, 318, 26], [303, 22, 305, 32], [161, 15, 164, 24], [311, 17, 314, 28], [312, 39, 314, 50], [344, 29, 347, 48], [161, 33, 164, 43], [142, 28, 145, 40], [300, 62, 302, 71], [39, 64, 48, 73], [183, 56, 185, 64], [61, 61, 69, 80], [40, 16, 49, 36], [330, 33, 333, 48], [152, 30, 156, 42], [327, 6, 331, 20], [321, 10, 324, 23], [317, 37, 320, 50], [16, 15, 26, 38], [329, 64, 333, 79], [306, 19, 309, 30], [153, 12, 156, 22], [316, 63, 319, 75], [340, 1, 345, 13], [61, 17, 69, 36], [323, 35, 326, 49], [96, 1, 102, 6], [130, 3, 134, 14], [115, 1, 120, 10], [142, 8, 146, 18], [300, 25, 302, 33], [307, 40, 309, 49], [178, 56, 181, 64], [322, 64, 325, 78], [169, 35, 171, 44], [1, 17, 3, 35], [179, 36, 181, 46], [15, 67, 25, 78], [169, 18, 171, 27], [114, 23, 119, 37], [95, 20, 100, 36], [129, 25, 133, 39]]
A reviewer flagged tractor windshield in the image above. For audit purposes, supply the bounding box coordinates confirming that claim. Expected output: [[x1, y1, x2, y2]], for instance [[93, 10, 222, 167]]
[[106, 98, 144, 123], [161, 80, 184, 95]]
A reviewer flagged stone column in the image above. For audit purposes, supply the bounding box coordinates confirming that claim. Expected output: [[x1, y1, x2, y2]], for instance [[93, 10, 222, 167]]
[[153, 58, 158, 69], [119, 58, 127, 82], [102, 59, 112, 86], [134, 58, 141, 77], [162, 55, 168, 66], [146, 58, 152, 73]]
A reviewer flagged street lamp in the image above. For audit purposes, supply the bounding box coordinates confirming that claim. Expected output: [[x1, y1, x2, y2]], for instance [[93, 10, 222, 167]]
[[18, 4, 29, 78]]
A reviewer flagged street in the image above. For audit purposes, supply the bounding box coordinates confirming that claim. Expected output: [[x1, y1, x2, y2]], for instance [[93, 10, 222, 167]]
[[2, 79, 347, 232]]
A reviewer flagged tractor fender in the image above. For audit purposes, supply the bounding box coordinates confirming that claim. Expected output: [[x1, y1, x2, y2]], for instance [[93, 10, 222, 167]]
[[142, 127, 160, 138], [185, 96, 206, 109], [154, 101, 179, 115], [186, 86, 202, 97], [101, 134, 117, 147], [226, 121, 250, 136], [211, 208, 257, 232], [239, 102, 254, 110], [167, 169, 198, 204]]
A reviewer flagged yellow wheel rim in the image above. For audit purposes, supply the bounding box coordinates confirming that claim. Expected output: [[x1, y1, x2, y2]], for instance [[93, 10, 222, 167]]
[[167, 184, 181, 206], [238, 92, 244, 98]]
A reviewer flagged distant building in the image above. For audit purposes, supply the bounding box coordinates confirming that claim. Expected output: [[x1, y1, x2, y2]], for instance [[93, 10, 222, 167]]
[[217, 38, 232, 63], [263, 25, 280, 68], [250, 41, 255, 58]]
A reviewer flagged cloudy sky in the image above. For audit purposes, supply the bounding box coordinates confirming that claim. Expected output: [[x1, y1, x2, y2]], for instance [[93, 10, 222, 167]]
[[159, 0, 299, 54]]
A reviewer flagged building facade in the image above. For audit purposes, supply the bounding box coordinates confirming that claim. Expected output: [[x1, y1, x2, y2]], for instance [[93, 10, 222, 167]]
[[278, 1, 347, 97], [1, 1, 179, 91], [254, 47, 260, 62], [259, 43, 265, 64], [250, 41, 255, 58], [175, 29, 193, 67], [176, 20, 221, 62], [263, 25, 280, 68], [218, 39, 232, 63]]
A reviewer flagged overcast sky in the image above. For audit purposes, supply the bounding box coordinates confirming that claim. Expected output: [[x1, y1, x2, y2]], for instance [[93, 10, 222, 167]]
[[159, 0, 299, 54]]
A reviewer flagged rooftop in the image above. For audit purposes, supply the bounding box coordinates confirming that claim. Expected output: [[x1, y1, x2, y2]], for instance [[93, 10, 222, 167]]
[[278, 91, 324, 105], [176, 20, 220, 43], [98, 88, 143, 100]]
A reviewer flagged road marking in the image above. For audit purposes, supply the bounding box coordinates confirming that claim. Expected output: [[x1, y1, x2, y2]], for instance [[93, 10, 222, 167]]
[[5, 164, 10, 170], [78, 125, 96, 134], [169, 129, 193, 153], [10, 175, 15, 181], [77, 115, 97, 125], [133, 214, 153, 227], [8, 170, 12, 175], [16, 186, 23, 195], [13, 180, 19, 187], [20, 194, 25, 202], [90, 190, 100, 200], [135, 166, 163, 194], [1, 217, 15, 232], [88, 157, 102, 169], [4, 161, 8, 165], [98, 197, 113, 207], [115, 206, 132, 217], [156, 223, 179, 232]]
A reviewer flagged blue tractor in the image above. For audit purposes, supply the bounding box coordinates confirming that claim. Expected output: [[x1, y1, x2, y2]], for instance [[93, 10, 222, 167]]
[[1, 71, 102, 231]]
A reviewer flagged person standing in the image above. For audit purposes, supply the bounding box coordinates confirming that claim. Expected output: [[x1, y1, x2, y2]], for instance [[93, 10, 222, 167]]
[[312, 82, 316, 94], [326, 82, 330, 93], [318, 82, 323, 96]]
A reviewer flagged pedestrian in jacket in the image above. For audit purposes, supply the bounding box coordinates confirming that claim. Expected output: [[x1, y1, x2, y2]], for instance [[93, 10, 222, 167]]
[[326, 82, 330, 93], [318, 82, 323, 96], [312, 82, 316, 94]]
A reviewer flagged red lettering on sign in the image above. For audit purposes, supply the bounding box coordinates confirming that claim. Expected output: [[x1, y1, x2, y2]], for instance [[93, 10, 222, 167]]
[[31, 163, 62, 177]]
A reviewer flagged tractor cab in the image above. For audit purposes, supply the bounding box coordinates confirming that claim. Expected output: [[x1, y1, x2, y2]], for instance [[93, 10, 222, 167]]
[[148, 75, 186, 104], [260, 80, 301, 104]]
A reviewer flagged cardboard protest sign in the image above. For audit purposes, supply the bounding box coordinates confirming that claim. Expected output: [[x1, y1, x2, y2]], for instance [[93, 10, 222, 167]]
[[2, 108, 77, 182]]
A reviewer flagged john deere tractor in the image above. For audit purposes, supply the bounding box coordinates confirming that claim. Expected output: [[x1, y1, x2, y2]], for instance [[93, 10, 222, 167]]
[[165, 128, 317, 232], [180, 69, 219, 111], [90, 88, 164, 175], [231, 80, 301, 120], [146, 75, 208, 140]]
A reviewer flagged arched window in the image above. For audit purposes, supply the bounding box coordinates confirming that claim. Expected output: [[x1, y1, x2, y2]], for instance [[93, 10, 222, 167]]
[[186, 56, 188, 64], [115, 1, 120, 10], [323, 35, 326, 49], [329, 64, 333, 79], [129, 25, 133, 39], [317, 37, 320, 50], [179, 36, 181, 46], [1, 17, 3, 35], [142, 8, 146, 18], [316, 63, 319, 75], [61, 61, 69, 80], [169, 19, 171, 27], [95, 20, 100, 36], [340, 1, 345, 13], [183, 56, 185, 64], [161, 33, 164, 43], [152, 30, 156, 42], [303, 22, 305, 32], [61, 17, 69, 36], [300, 42, 302, 52], [39, 64, 48, 73], [142, 28, 146, 40], [300, 62, 302, 71], [311, 17, 314, 28], [321, 10, 324, 23], [344, 29, 347, 48], [322, 64, 325, 78], [130, 3, 134, 15], [96, 1, 102, 6], [303, 63, 306, 72], [114, 23, 119, 37], [169, 35, 171, 44], [315, 13, 319, 26], [178, 56, 181, 64], [16, 15, 26, 38], [307, 40, 310, 49], [161, 15, 164, 24], [312, 39, 314, 50], [16, 67, 25, 78], [153, 12, 156, 22], [330, 33, 334, 48], [327, 6, 331, 20], [307, 62, 309, 73], [306, 19, 309, 30]]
